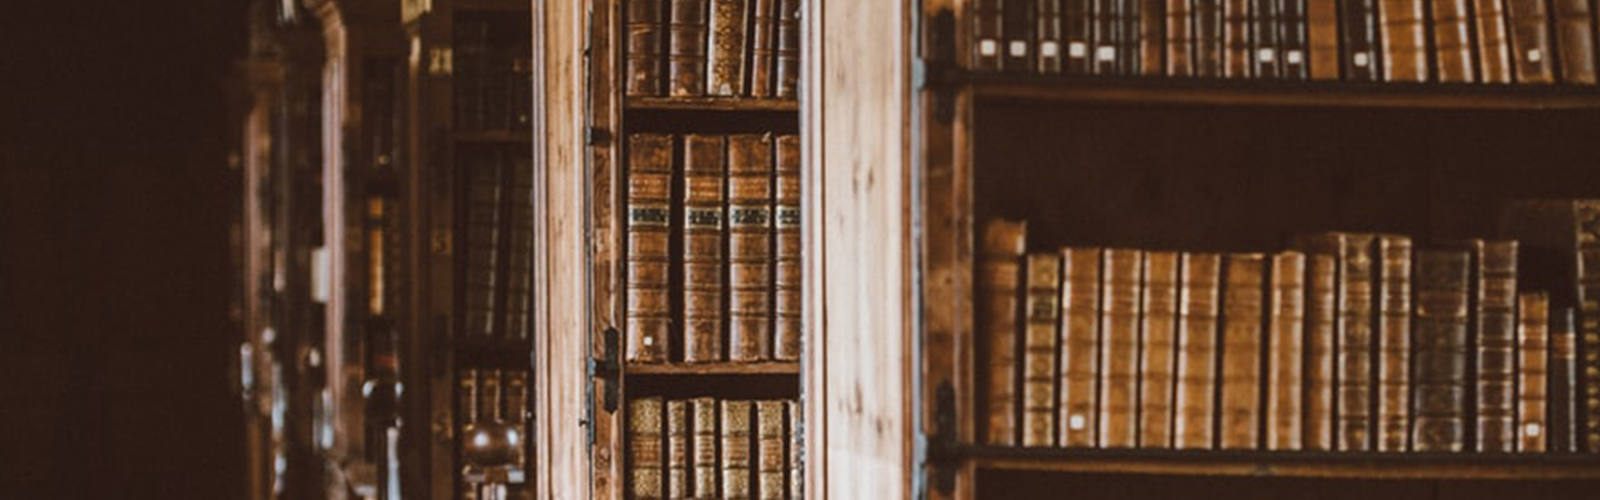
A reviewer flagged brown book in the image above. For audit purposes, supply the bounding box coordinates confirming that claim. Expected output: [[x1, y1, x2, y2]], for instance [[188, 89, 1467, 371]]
[[1251, 0, 1282, 78], [1166, 0, 1195, 76], [707, 0, 750, 95], [1195, 0, 1225, 77], [1100, 249, 1144, 448], [1379, 0, 1428, 82], [1306, 0, 1339, 80], [667, 400, 690, 500], [1581, 204, 1600, 454], [729, 134, 774, 361], [1506, 0, 1556, 84], [668, 0, 709, 97], [749, 0, 777, 97], [1023, 253, 1063, 446], [692, 398, 719, 498], [1092, 0, 1125, 74], [756, 401, 785, 500], [1268, 251, 1305, 450], [1280, 0, 1309, 79], [1222, 0, 1252, 78], [505, 370, 529, 427], [1297, 233, 1376, 451], [1341, 0, 1381, 81], [773, 135, 802, 361], [507, 155, 536, 340], [1004, 0, 1038, 73], [1039, 0, 1066, 73], [1476, 0, 1515, 83], [1520, 293, 1551, 452], [1479, 240, 1520, 452], [1376, 235, 1413, 452], [479, 369, 503, 424], [1140, 0, 1167, 75], [1065, 0, 1096, 74], [1432, 0, 1476, 83], [630, 397, 666, 500], [1553, 308, 1579, 452], [627, 135, 673, 362], [1303, 253, 1337, 450], [975, 0, 1006, 71], [775, 0, 801, 98], [1413, 248, 1471, 452], [1140, 251, 1180, 448], [1175, 253, 1221, 449], [463, 150, 504, 338], [1219, 254, 1264, 450], [1120, 0, 1145, 74], [721, 400, 753, 499], [627, 0, 666, 96], [1059, 247, 1103, 447], [683, 135, 727, 362], [787, 400, 801, 499], [1552, 0, 1597, 84], [979, 220, 1027, 446], [458, 368, 479, 429]]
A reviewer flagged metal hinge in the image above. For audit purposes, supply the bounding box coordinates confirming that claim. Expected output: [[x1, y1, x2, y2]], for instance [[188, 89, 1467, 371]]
[[927, 381, 959, 495]]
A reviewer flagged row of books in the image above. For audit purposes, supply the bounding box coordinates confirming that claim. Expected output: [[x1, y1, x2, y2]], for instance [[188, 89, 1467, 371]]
[[973, 0, 1600, 84], [457, 368, 532, 431], [628, 397, 801, 500], [455, 14, 533, 132], [976, 200, 1600, 452], [625, 0, 801, 98], [461, 145, 535, 341], [625, 133, 801, 364]]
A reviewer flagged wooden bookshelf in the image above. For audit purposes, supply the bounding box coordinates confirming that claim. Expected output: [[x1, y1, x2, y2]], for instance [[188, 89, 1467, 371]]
[[625, 361, 802, 376], [967, 74, 1600, 111], [959, 448, 1600, 480], [625, 96, 801, 112]]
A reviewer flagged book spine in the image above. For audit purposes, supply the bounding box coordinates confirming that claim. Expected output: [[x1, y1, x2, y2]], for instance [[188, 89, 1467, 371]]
[[1554, 308, 1579, 452], [975, 0, 1007, 71], [631, 397, 666, 500], [506, 156, 536, 340], [458, 369, 479, 428], [1039, 0, 1066, 73], [1280, 0, 1308, 79], [787, 400, 802, 499], [750, 0, 778, 97], [1140, 0, 1167, 75], [1306, 0, 1339, 80], [980, 220, 1027, 446], [1222, 0, 1252, 78], [707, 0, 751, 95], [479, 368, 503, 423], [1093, 0, 1125, 74], [668, 0, 709, 97], [1023, 253, 1063, 446], [627, 0, 666, 96], [1552, 0, 1598, 84], [1059, 247, 1103, 446], [1004, 0, 1038, 72], [1479, 240, 1519, 452], [454, 18, 487, 131], [1379, 0, 1428, 82], [1195, 0, 1225, 77], [1065, 0, 1096, 74], [1413, 248, 1471, 452], [773, 136, 802, 361], [1268, 251, 1305, 450], [692, 398, 719, 498], [775, 0, 801, 98], [484, 21, 512, 130], [1476, 0, 1515, 83], [683, 135, 727, 362], [513, 28, 534, 129], [627, 134, 675, 362], [1304, 253, 1337, 450], [1175, 252, 1221, 449], [667, 400, 690, 500], [1100, 249, 1145, 448], [1219, 253, 1264, 450], [505, 369, 528, 427], [1432, 0, 1477, 83], [1339, 234, 1376, 451], [1166, 0, 1195, 76], [729, 134, 775, 361], [463, 150, 504, 338], [1520, 293, 1551, 452], [722, 400, 753, 499], [1376, 235, 1413, 452], [1121, 0, 1146, 74], [1578, 202, 1600, 453], [1251, 0, 1282, 78], [1340, 0, 1381, 81], [756, 400, 785, 500], [1506, 0, 1556, 83], [1140, 251, 1181, 448]]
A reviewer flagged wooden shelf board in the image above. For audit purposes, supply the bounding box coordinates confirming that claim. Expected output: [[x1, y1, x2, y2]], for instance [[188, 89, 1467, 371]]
[[968, 74, 1600, 110], [453, 337, 532, 369], [625, 96, 800, 112], [625, 361, 801, 376], [455, 0, 531, 12], [454, 130, 532, 143], [965, 447, 1600, 480]]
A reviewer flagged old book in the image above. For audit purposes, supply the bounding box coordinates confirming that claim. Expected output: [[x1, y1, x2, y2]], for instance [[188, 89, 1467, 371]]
[[455, 17, 488, 130], [683, 135, 727, 362], [506, 155, 536, 340], [1092, 0, 1125, 74], [722, 400, 754, 499], [1476, 0, 1515, 83], [1140, 251, 1180, 448], [1194, 0, 1225, 77], [1413, 248, 1471, 452], [627, 0, 667, 96], [729, 134, 775, 361], [756, 401, 785, 500], [1552, 0, 1597, 84], [1004, 0, 1038, 72], [668, 0, 709, 97], [1100, 249, 1144, 448], [1303, 253, 1337, 450], [630, 397, 665, 500], [773, 135, 802, 361], [1376, 235, 1413, 452], [1166, 0, 1195, 76], [458, 368, 479, 428], [1065, 0, 1095, 74], [1059, 247, 1103, 447], [1023, 253, 1063, 446], [1379, 0, 1428, 82], [1280, 0, 1309, 79], [775, 0, 801, 97], [1038, 0, 1066, 73], [1520, 293, 1550, 452], [1479, 240, 1520, 452], [692, 398, 719, 498], [1175, 253, 1221, 449], [975, 0, 1006, 71], [1219, 254, 1264, 450], [1432, 0, 1476, 83], [1296, 233, 1376, 451], [1340, 0, 1380, 81], [1306, 0, 1338, 80], [479, 369, 503, 423], [483, 21, 514, 130], [749, 0, 777, 97], [1251, 0, 1283, 78], [1267, 251, 1305, 450], [1120, 0, 1146, 74], [463, 150, 504, 338], [707, 0, 751, 95], [505, 371, 529, 428], [1554, 308, 1579, 452], [1139, 0, 1166, 75], [667, 400, 689, 500], [1222, 0, 1252, 78], [979, 220, 1027, 446], [626, 134, 674, 362], [787, 400, 801, 499], [1506, 0, 1555, 84], [1582, 205, 1600, 454]]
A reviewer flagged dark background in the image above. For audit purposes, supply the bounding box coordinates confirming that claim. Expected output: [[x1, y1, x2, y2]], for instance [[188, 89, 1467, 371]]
[[1, 0, 248, 498]]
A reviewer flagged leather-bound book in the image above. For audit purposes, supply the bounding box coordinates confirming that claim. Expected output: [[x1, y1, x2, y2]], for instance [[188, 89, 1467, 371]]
[[692, 398, 719, 498], [1065, 0, 1095, 74], [1552, 0, 1597, 84], [1023, 253, 1063, 446], [775, 0, 801, 97], [1519, 293, 1551, 452], [480, 369, 503, 423], [1166, 0, 1195, 76], [729, 134, 775, 361], [1280, 0, 1309, 79], [1476, 0, 1514, 83], [1379, 0, 1428, 82], [1004, 0, 1038, 73], [979, 220, 1026, 446], [627, 134, 674, 362], [1059, 247, 1103, 447], [1175, 253, 1222, 449], [756, 401, 786, 500], [1251, 0, 1283, 79], [707, 0, 750, 95], [1303, 253, 1337, 450], [683, 135, 727, 363], [668, 0, 709, 97], [505, 370, 529, 425], [630, 397, 666, 500], [750, 0, 777, 97], [1222, 0, 1252, 78], [787, 401, 802, 499], [1376, 235, 1413, 452], [1432, 0, 1476, 83], [1139, 0, 1167, 75], [1219, 254, 1264, 450], [1479, 240, 1519, 452], [1140, 251, 1180, 448], [507, 155, 536, 340], [773, 135, 802, 361], [1100, 249, 1145, 448], [458, 369, 479, 429], [1121, 0, 1146, 74], [464, 150, 503, 338], [667, 400, 690, 500], [1554, 308, 1579, 452], [975, 0, 1005, 71], [455, 18, 488, 131], [1194, 0, 1225, 77], [722, 400, 754, 499], [1038, 0, 1066, 73], [1296, 233, 1376, 451], [627, 0, 667, 96], [1267, 252, 1305, 450], [1092, 0, 1125, 74], [1306, 0, 1339, 80], [1340, 0, 1381, 81], [1582, 204, 1600, 454], [1413, 248, 1471, 452], [1506, 0, 1555, 84]]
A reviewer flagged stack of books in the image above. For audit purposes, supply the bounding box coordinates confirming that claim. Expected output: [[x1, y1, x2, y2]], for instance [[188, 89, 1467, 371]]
[[625, 0, 802, 98], [628, 397, 803, 500], [455, 13, 533, 131]]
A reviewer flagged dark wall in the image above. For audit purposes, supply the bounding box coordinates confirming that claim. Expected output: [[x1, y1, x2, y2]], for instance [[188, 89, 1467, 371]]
[[1, 1, 248, 498]]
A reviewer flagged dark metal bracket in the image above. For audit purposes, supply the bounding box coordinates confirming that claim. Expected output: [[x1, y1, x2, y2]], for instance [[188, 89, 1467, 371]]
[[916, 8, 962, 126], [588, 326, 621, 414]]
